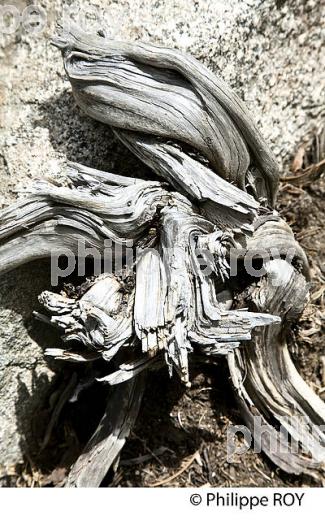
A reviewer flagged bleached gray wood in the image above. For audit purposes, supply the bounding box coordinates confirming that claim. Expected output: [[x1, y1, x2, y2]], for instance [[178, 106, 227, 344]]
[[39, 274, 134, 362], [228, 260, 325, 476], [53, 22, 279, 206], [0, 23, 324, 485], [66, 375, 145, 487]]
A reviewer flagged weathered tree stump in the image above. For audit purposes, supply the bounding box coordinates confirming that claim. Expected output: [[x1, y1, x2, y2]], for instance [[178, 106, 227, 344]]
[[0, 24, 324, 486]]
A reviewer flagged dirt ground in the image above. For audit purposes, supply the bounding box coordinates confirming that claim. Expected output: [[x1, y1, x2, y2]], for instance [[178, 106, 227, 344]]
[[1, 128, 324, 489]]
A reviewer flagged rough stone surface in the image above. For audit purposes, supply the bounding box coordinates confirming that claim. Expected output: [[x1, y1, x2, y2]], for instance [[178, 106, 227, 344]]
[[0, 0, 324, 467]]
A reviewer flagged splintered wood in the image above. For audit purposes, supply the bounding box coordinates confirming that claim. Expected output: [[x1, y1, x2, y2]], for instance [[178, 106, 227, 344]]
[[0, 23, 324, 486]]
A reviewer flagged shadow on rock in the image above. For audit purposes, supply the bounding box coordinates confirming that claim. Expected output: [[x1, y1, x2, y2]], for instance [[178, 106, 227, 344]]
[[35, 89, 155, 181]]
